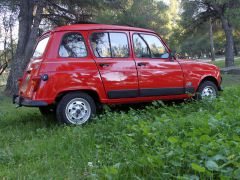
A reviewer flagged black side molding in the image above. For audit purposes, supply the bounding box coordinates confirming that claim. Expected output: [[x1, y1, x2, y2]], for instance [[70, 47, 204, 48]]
[[185, 87, 195, 94], [107, 87, 195, 99], [107, 89, 138, 99], [140, 88, 185, 97]]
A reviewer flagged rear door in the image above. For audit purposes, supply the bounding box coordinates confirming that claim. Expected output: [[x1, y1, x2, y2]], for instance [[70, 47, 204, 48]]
[[131, 32, 185, 97], [89, 30, 139, 99]]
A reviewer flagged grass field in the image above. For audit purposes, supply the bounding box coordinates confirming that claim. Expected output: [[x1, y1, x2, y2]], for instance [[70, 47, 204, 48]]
[[0, 63, 240, 179], [210, 57, 240, 68]]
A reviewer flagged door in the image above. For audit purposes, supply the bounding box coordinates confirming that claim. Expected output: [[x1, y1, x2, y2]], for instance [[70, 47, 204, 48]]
[[89, 31, 139, 99], [132, 32, 185, 97]]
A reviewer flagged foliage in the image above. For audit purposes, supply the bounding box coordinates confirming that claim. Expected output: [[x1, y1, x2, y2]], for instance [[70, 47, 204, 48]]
[[94, 0, 171, 37], [0, 82, 240, 179], [179, 0, 240, 66]]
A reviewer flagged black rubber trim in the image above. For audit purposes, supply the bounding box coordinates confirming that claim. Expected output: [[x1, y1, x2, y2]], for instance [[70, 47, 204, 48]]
[[107, 87, 195, 99], [185, 87, 195, 94], [140, 88, 185, 97], [107, 89, 138, 99], [13, 95, 48, 107]]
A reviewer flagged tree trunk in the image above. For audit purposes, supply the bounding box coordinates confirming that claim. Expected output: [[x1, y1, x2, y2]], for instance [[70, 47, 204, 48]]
[[9, 24, 14, 62], [221, 16, 235, 67], [209, 18, 215, 61], [21, 3, 43, 71], [234, 44, 239, 56], [5, 0, 43, 95]]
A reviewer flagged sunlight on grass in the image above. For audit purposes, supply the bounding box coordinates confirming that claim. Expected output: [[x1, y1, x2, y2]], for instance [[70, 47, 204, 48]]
[[210, 57, 240, 68]]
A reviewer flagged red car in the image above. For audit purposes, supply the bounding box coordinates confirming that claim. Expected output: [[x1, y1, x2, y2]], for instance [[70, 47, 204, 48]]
[[13, 24, 222, 125]]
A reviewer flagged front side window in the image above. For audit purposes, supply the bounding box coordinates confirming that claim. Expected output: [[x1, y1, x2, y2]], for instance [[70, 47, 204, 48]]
[[32, 37, 50, 58], [133, 33, 169, 59], [90, 32, 130, 58], [133, 34, 151, 58], [59, 33, 87, 58]]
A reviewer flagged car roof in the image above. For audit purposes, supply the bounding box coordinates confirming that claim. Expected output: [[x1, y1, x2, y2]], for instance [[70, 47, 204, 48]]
[[53, 24, 155, 33]]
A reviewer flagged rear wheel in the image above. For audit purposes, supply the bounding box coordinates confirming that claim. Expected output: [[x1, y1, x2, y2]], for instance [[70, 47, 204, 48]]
[[196, 81, 218, 100], [56, 92, 96, 125]]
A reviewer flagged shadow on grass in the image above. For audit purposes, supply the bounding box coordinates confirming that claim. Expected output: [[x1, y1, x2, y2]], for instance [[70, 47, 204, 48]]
[[0, 110, 59, 131], [105, 99, 187, 113]]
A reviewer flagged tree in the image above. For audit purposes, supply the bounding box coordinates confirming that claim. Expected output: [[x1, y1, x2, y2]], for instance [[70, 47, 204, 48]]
[[4, 0, 44, 95], [4, 0, 102, 95], [0, 3, 17, 75], [181, 0, 240, 67], [209, 18, 216, 61]]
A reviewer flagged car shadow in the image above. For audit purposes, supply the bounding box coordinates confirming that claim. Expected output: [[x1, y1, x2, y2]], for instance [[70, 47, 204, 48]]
[[0, 99, 191, 131], [105, 99, 187, 113]]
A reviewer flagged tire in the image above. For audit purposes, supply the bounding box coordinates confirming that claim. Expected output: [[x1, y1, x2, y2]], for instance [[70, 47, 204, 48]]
[[56, 92, 96, 125], [196, 81, 219, 100], [39, 106, 56, 116]]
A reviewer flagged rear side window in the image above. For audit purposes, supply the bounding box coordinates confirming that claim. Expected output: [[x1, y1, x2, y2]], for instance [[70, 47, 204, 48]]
[[109, 33, 129, 58], [90, 33, 111, 58], [59, 33, 87, 58], [133, 33, 169, 59], [32, 37, 50, 58], [90, 32, 129, 58]]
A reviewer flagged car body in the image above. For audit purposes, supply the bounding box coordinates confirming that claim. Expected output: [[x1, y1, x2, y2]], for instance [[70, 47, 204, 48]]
[[13, 24, 222, 125]]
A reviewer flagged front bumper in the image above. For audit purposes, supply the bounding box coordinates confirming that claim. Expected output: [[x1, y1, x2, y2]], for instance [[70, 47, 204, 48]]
[[13, 95, 48, 107]]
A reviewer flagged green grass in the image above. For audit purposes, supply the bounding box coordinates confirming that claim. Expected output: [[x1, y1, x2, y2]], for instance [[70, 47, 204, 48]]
[[0, 85, 240, 179], [210, 57, 240, 68]]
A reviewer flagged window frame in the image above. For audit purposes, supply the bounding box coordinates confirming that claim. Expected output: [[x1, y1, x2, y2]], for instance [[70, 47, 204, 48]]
[[58, 32, 88, 59], [132, 32, 170, 59], [90, 31, 130, 59], [32, 35, 50, 60]]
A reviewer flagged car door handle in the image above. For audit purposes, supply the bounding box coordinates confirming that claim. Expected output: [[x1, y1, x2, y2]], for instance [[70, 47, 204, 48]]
[[99, 63, 110, 67], [137, 62, 147, 66]]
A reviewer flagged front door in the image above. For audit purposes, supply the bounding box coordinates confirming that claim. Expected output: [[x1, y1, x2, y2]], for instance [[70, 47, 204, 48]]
[[131, 32, 185, 97], [89, 31, 139, 99]]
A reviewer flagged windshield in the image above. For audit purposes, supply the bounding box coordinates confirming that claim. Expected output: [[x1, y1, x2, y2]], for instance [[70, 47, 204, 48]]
[[32, 37, 50, 59]]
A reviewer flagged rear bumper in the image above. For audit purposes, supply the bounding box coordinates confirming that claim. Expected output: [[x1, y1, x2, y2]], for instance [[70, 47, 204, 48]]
[[13, 95, 48, 107]]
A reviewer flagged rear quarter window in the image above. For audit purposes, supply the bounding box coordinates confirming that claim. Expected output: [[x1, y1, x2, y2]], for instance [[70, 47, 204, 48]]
[[32, 37, 50, 59], [59, 33, 87, 58]]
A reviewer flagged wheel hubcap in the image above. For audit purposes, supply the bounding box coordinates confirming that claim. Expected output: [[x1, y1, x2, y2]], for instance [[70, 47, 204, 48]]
[[65, 98, 91, 124], [201, 86, 217, 100]]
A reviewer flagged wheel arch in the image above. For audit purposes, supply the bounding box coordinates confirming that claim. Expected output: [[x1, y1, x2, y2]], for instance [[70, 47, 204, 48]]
[[55, 89, 101, 104], [198, 76, 220, 91]]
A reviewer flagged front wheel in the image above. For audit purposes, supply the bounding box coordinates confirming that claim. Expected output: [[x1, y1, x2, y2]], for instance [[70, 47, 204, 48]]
[[196, 81, 219, 100], [56, 92, 96, 125]]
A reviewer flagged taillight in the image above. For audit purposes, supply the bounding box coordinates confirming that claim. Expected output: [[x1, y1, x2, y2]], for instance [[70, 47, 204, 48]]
[[31, 76, 41, 91]]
